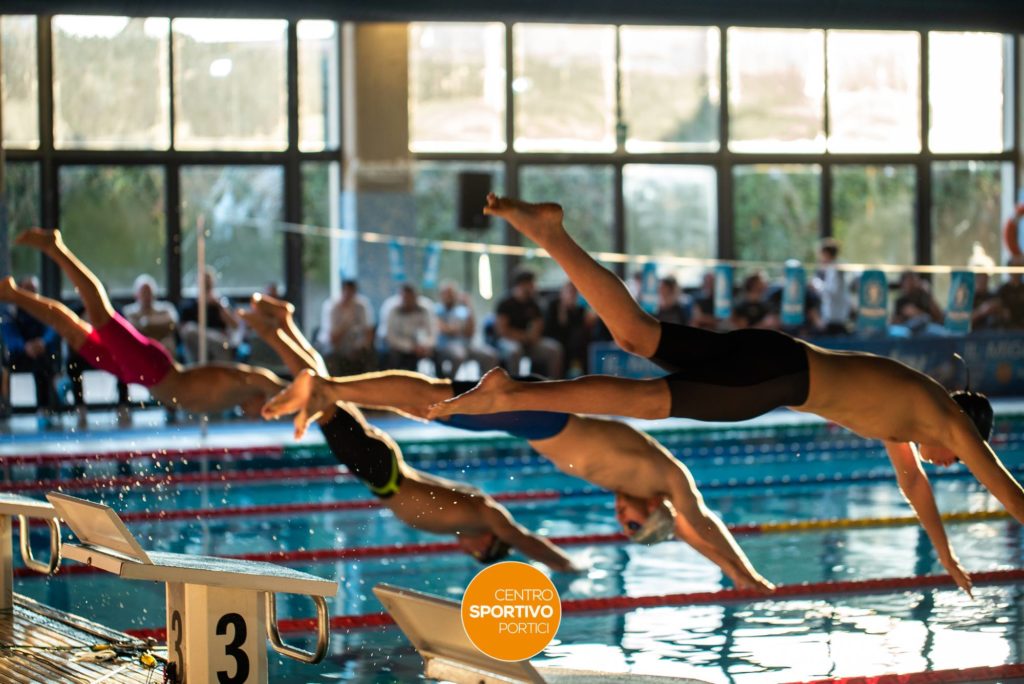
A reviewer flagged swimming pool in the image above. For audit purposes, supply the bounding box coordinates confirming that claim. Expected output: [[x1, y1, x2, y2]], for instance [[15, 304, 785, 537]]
[[9, 413, 1024, 683]]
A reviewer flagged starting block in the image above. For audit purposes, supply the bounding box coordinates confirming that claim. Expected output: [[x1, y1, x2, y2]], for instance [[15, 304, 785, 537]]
[[0, 492, 61, 610], [48, 492, 338, 684], [374, 583, 712, 684]]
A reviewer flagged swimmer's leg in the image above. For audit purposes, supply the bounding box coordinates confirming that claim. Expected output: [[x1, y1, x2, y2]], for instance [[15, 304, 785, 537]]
[[484, 195, 661, 357], [428, 367, 670, 420], [250, 293, 325, 374], [0, 276, 91, 350], [239, 305, 320, 376], [16, 228, 115, 327]]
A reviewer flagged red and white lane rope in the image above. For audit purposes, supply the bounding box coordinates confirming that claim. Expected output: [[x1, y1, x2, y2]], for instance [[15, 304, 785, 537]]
[[786, 662, 1024, 683], [123, 568, 1024, 641]]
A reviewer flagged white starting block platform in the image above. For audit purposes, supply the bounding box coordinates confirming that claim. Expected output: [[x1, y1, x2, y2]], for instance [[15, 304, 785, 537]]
[[374, 583, 713, 684], [49, 493, 339, 684]]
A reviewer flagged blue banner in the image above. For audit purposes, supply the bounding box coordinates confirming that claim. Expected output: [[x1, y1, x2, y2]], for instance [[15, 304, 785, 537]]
[[781, 260, 807, 327], [944, 270, 976, 334], [714, 264, 733, 320], [422, 242, 442, 291], [388, 239, 406, 283], [856, 270, 889, 335], [640, 262, 659, 314]]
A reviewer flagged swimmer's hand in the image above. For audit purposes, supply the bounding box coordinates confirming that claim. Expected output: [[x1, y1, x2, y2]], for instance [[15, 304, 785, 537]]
[[941, 552, 973, 598], [262, 369, 323, 439]]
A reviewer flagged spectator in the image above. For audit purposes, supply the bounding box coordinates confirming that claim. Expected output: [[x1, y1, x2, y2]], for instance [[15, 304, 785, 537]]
[[892, 271, 944, 332], [691, 271, 718, 330], [0, 276, 59, 427], [998, 255, 1024, 329], [543, 281, 594, 376], [435, 280, 498, 379], [317, 279, 376, 375], [969, 247, 1002, 331], [768, 278, 822, 337], [495, 269, 564, 378], [180, 268, 239, 362], [816, 238, 851, 335], [731, 272, 775, 329], [655, 276, 692, 325], [384, 284, 436, 371], [118, 274, 180, 425]]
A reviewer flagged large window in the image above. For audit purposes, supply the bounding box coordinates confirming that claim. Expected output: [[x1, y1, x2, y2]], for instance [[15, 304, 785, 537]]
[[408, 22, 506, 153], [58, 165, 166, 295], [52, 16, 171, 150], [1, 16, 39, 147], [172, 19, 288, 151], [5, 162, 41, 282], [301, 161, 341, 331], [298, 20, 340, 152], [929, 32, 1006, 153], [932, 161, 1007, 267], [832, 165, 916, 266], [734, 165, 822, 263]]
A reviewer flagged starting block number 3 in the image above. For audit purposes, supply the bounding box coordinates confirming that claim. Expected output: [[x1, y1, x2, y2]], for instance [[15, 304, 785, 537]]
[[167, 584, 268, 684]]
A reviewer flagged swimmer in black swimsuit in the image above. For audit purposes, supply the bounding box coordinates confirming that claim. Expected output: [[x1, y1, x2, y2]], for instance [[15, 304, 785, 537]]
[[426, 195, 1024, 596], [240, 296, 576, 571], [263, 368, 774, 592]]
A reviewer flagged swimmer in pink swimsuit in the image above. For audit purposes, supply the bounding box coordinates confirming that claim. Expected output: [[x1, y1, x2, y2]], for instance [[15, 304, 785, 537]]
[[0, 228, 284, 416]]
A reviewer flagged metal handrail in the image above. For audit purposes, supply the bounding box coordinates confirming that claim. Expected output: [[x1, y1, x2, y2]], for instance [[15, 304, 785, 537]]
[[264, 592, 330, 664], [18, 515, 60, 575]]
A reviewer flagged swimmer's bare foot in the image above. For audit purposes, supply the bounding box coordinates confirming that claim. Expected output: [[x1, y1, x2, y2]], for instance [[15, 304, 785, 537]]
[[251, 292, 295, 324], [15, 227, 62, 254], [427, 367, 518, 419], [262, 369, 329, 439], [483, 193, 565, 247], [237, 307, 277, 339], [0, 276, 18, 302]]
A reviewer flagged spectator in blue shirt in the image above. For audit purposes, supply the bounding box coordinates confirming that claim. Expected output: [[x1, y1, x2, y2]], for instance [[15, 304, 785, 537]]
[[1, 276, 60, 424]]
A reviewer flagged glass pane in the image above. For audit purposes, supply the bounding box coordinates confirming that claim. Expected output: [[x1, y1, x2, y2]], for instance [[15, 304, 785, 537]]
[[620, 26, 720, 152], [5, 162, 41, 281], [59, 165, 166, 296], [180, 165, 284, 291], [929, 32, 1005, 153], [827, 30, 920, 153], [298, 20, 340, 152], [734, 164, 821, 263], [1, 16, 39, 148], [513, 24, 617, 152], [409, 22, 506, 153], [520, 165, 614, 284], [52, 16, 170, 150], [413, 161, 507, 309], [832, 165, 915, 266], [624, 165, 717, 274], [932, 161, 1005, 267], [172, 19, 287, 151], [301, 161, 340, 332], [727, 28, 825, 152]]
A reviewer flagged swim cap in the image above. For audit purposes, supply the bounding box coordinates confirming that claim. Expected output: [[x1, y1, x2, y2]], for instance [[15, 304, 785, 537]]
[[475, 536, 511, 564], [950, 390, 993, 441], [628, 500, 676, 545]]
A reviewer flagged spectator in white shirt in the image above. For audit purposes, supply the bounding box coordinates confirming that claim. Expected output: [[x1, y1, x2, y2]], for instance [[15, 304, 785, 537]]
[[317, 279, 376, 375], [435, 280, 498, 379], [816, 238, 851, 335], [384, 284, 437, 371]]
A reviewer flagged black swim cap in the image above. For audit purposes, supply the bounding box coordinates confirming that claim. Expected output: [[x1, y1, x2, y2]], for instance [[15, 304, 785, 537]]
[[475, 537, 511, 564], [950, 390, 993, 441]]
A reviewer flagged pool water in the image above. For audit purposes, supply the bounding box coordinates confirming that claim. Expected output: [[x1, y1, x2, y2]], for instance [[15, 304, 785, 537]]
[[11, 416, 1024, 683]]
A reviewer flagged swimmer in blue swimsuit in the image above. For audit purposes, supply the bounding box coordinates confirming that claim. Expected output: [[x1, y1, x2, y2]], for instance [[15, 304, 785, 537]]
[[428, 195, 1024, 596], [241, 297, 576, 571], [263, 368, 774, 593]]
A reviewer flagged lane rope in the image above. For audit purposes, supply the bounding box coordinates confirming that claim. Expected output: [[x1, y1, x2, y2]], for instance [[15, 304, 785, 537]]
[[785, 662, 1024, 683], [16, 510, 1013, 577], [122, 567, 1024, 641]]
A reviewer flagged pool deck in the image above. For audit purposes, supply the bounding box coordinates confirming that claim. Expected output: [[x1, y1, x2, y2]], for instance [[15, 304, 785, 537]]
[[2, 399, 1023, 459]]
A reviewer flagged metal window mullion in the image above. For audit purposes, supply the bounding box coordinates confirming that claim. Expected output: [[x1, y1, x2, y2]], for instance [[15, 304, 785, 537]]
[[503, 22, 519, 286], [917, 31, 932, 266], [285, 20, 303, 324], [37, 14, 59, 298], [821, 31, 831, 240], [717, 24, 733, 260]]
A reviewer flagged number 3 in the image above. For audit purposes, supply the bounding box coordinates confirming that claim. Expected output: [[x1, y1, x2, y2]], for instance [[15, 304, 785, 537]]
[[216, 613, 250, 684]]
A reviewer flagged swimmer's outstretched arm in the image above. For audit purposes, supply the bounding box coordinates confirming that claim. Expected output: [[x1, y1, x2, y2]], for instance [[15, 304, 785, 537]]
[[885, 442, 972, 596], [947, 423, 1024, 525], [480, 500, 580, 573], [664, 466, 774, 594], [428, 367, 669, 421]]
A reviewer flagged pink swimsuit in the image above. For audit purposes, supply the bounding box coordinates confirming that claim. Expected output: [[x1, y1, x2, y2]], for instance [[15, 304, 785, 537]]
[[76, 312, 175, 387]]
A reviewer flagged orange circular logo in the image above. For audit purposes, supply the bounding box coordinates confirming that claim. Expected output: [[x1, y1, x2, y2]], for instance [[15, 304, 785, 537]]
[[460, 561, 561, 661]]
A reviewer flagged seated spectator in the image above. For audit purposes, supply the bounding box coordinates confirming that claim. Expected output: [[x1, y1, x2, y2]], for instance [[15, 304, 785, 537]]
[[384, 284, 436, 371], [180, 268, 239, 362], [970, 250, 1002, 331], [0, 276, 59, 427], [495, 269, 563, 378], [892, 271, 945, 334], [998, 255, 1024, 329], [435, 280, 498, 378], [655, 276, 692, 325], [543, 282, 594, 376], [690, 271, 718, 330], [316, 279, 376, 376], [731, 272, 777, 329], [816, 238, 851, 335]]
